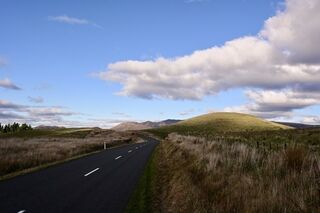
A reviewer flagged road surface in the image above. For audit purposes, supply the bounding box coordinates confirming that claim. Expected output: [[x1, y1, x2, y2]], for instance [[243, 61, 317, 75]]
[[0, 137, 159, 213]]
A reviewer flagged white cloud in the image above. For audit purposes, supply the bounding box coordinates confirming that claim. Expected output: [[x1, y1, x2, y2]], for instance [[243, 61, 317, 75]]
[[260, 0, 320, 63], [223, 89, 320, 119], [246, 90, 320, 112], [49, 15, 89, 25], [48, 15, 103, 28], [28, 107, 75, 118], [302, 116, 320, 125], [0, 99, 74, 125], [0, 78, 21, 90], [224, 105, 294, 120], [96, 0, 320, 118]]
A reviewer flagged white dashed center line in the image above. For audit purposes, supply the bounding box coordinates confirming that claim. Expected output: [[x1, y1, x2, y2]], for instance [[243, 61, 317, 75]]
[[128, 150, 132, 153], [17, 211, 26, 213], [115, 156, 122, 160], [84, 168, 99, 177]]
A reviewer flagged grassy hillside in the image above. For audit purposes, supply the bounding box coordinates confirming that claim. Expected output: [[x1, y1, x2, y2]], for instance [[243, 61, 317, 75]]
[[149, 112, 291, 138]]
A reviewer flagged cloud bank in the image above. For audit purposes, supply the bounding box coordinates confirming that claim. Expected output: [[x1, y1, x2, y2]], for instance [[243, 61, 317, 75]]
[[97, 0, 320, 119], [0, 99, 133, 128]]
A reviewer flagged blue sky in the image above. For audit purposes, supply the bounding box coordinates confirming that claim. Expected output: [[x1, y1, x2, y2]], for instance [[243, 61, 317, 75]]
[[1, 0, 320, 127]]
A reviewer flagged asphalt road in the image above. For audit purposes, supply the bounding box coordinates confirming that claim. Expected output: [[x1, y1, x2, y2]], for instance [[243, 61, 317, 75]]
[[0, 137, 159, 213]]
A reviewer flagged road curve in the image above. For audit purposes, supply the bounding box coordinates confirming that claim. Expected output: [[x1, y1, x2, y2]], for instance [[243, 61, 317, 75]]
[[0, 137, 159, 213]]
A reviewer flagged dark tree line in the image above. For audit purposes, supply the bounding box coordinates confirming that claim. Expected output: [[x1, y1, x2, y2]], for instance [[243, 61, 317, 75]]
[[0, 122, 33, 134]]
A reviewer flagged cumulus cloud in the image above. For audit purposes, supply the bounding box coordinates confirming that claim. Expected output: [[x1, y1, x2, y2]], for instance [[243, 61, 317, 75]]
[[246, 90, 320, 112], [96, 0, 320, 118], [28, 96, 44, 103], [224, 89, 320, 119], [48, 15, 102, 28], [0, 78, 21, 90], [260, 0, 320, 64]]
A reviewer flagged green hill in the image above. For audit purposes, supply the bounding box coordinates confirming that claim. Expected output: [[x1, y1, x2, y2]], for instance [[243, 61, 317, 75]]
[[149, 112, 292, 138]]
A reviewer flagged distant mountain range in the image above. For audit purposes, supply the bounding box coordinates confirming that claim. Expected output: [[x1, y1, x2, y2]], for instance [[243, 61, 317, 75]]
[[34, 119, 319, 132], [111, 119, 182, 131]]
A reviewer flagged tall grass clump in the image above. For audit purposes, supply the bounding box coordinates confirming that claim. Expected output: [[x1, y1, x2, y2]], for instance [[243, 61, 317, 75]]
[[154, 133, 320, 212]]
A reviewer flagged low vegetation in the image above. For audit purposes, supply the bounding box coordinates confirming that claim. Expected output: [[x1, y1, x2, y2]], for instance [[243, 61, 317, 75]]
[[150, 133, 320, 212], [0, 127, 92, 139], [126, 148, 158, 213], [0, 128, 141, 179], [138, 113, 320, 212], [0, 122, 32, 134]]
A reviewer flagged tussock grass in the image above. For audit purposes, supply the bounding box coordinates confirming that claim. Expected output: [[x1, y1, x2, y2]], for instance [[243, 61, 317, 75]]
[[0, 138, 102, 177], [0, 129, 140, 178], [153, 133, 320, 212], [0, 128, 93, 139]]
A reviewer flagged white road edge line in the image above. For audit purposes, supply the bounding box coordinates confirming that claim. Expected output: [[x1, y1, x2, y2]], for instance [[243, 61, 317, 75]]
[[128, 150, 132, 153], [84, 168, 99, 177], [115, 156, 122, 160]]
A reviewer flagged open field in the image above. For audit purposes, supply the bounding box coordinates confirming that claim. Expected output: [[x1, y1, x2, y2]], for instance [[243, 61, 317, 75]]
[[147, 133, 320, 212], [0, 128, 142, 179], [150, 126, 320, 153], [0, 128, 94, 139], [139, 113, 320, 212]]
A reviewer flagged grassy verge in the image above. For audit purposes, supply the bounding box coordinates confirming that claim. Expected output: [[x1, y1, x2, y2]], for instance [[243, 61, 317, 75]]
[[126, 146, 159, 213]]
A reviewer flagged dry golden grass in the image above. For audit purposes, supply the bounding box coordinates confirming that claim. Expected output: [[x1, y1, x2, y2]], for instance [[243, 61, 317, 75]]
[[0, 129, 141, 177], [153, 133, 320, 212]]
